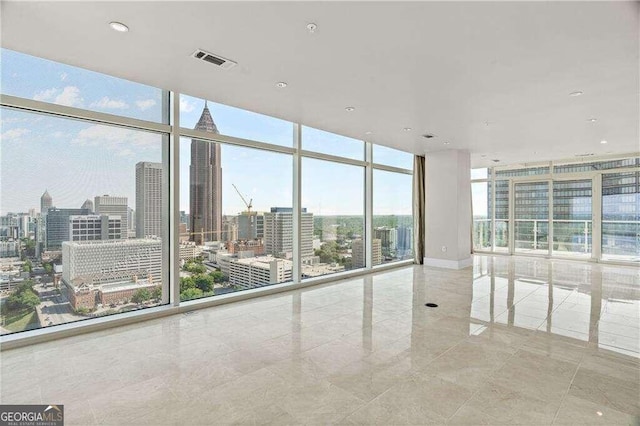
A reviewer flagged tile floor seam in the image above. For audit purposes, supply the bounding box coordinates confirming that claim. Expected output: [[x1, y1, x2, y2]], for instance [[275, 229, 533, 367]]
[[550, 356, 582, 425], [444, 339, 523, 423]]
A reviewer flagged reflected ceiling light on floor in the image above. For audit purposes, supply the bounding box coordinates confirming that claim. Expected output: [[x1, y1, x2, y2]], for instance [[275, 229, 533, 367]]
[[364, 131, 373, 135], [569, 91, 583, 97], [109, 22, 129, 32], [600, 140, 608, 144], [403, 127, 412, 132], [587, 118, 597, 122], [443, 142, 450, 145], [345, 106, 355, 112], [275, 82, 288, 88]]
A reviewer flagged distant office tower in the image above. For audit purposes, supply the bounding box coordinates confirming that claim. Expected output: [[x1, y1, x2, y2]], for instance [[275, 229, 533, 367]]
[[81, 199, 94, 212], [94, 195, 128, 234], [397, 225, 413, 255], [136, 161, 163, 238], [264, 207, 313, 258], [222, 216, 238, 243], [41, 190, 52, 214], [190, 101, 222, 245], [46, 208, 90, 249], [237, 211, 264, 240], [352, 238, 382, 268], [69, 214, 122, 241], [374, 227, 398, 256], [62, 238, 162, 287]]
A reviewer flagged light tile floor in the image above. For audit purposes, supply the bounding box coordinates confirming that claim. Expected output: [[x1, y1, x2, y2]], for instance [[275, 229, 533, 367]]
[[1, 255, 639, 425]]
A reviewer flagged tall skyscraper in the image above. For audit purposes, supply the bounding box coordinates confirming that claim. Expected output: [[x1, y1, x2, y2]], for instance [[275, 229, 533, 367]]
[[190, 101, 222, 245], [264, 207, 313, 258], [94, 195, 128, 234], [136, 161, 163, 238], [352, 238, 382, 268], [41, 190, 52, 214]]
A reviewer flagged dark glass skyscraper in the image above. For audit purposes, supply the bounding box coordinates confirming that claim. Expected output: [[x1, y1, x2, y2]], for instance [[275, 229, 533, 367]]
[[190, 102, 222, 244]]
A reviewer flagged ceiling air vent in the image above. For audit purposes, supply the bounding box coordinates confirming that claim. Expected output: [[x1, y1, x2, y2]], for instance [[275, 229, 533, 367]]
[[422, 134, 436, 139], [192, 49, 237, 70]]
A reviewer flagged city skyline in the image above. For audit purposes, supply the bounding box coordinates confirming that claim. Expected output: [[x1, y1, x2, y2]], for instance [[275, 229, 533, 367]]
[[1, 48, 413, 217]]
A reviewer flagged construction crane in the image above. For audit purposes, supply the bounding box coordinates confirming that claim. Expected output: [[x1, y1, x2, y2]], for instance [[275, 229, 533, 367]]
[[232, 184, 253, 214]]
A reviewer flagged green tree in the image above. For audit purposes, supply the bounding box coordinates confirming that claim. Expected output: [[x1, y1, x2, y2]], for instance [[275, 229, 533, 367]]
[[151, 286, 162, 301], [194, 274, 214, 293], [183, 261, 207, 274], [180, 276, 196, 292], [180, 287, 203, 301], [23, 259, 33, 273], [209, 270, 225, 283], [131, 288, 152, 304], [43, 263, 53, 274]]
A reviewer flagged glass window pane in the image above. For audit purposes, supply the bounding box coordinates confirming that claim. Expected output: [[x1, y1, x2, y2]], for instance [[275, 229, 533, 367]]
[[552, 180, 592, 257], [179, 133, 293, 299], [493, 180, 509, 251], [514, 181, 549, 254], [602, 172, 640, 262], [373, 170, 413, 264], [1, 48, 167, 123], [373, 145, 413, 169], [495, 166, 550, 178], [554, 157, 639, 174], [472, 182, 491, 250], [471, 168, 489, 180], [180, 94, 293, 147], [302, 126, 364, 160], [302, 158, 364, 278], [1, 108, 167, 336]]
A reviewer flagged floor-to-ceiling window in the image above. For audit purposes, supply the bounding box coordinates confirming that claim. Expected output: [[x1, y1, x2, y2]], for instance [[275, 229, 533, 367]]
[[472, 157, 640, 263], [0, 48, 414, 338]]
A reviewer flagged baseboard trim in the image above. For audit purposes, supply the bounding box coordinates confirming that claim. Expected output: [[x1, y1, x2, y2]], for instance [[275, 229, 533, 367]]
[[423, 256, 473, 269]]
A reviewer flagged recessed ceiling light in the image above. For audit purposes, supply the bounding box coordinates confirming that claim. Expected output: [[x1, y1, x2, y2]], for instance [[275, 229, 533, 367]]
[[306, 23, 317, 33], [403, 127, 412, 132], [109, 21, 129, 32], [492, 159, 500, 163], [345, 107, 355, 112], [569, 91, 583, 97], [275, 82, 287, 88], [422, 134, 435, 139], [600, 140, 608, 144], [587, 118, 597, 122]]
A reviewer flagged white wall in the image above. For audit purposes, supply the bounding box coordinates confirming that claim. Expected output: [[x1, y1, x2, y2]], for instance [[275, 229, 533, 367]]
[[424, 149, 472, 269]]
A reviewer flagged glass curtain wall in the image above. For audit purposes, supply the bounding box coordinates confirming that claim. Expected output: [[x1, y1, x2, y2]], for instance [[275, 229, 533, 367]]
[[473, 158, 640, 263], [0, 48, 415, 338]]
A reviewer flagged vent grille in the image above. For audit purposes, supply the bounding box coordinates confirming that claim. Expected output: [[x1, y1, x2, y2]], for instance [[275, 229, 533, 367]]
[[422, 134, 436, 139], [192, 49, 237, 70]]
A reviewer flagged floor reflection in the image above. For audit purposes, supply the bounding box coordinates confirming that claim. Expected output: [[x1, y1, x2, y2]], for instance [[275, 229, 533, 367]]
[[471, 256, 640, 357]]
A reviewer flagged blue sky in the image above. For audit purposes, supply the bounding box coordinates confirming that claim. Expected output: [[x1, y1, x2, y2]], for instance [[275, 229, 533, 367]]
[[1, 48, 413, 217]]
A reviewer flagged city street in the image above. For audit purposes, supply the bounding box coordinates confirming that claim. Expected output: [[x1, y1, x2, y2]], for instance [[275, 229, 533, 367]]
[[33, 283, 84, 327]]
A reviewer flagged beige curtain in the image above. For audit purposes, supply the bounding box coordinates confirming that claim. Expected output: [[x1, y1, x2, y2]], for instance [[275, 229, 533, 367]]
[[413, 155, 425, 264]]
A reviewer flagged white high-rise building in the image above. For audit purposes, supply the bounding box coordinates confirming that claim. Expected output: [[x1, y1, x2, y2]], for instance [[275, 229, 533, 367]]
[[136, 162, 163, 239], [264, 207, 313, 258], [94, 195, 128, 235], [69, 214, 122, 241], [228, 256, 292, 289], [62, 239, 162, 287]]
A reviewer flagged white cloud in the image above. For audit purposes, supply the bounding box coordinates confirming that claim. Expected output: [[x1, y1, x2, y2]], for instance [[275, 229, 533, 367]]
[[71, 124, 160, 157], [1, 128, 30, 142], [180, 98, 195, 113], [54, 86, 84, 107], [33, 86, 84, 107], [33, 88, 58, 102], [60, 72, 68, 81], [135, 99, 156, 111], [90, 97, 129, 110]]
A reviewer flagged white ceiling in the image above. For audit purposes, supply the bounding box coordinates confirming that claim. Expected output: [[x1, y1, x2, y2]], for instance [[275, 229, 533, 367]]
[[2, 1, 639, 167]]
